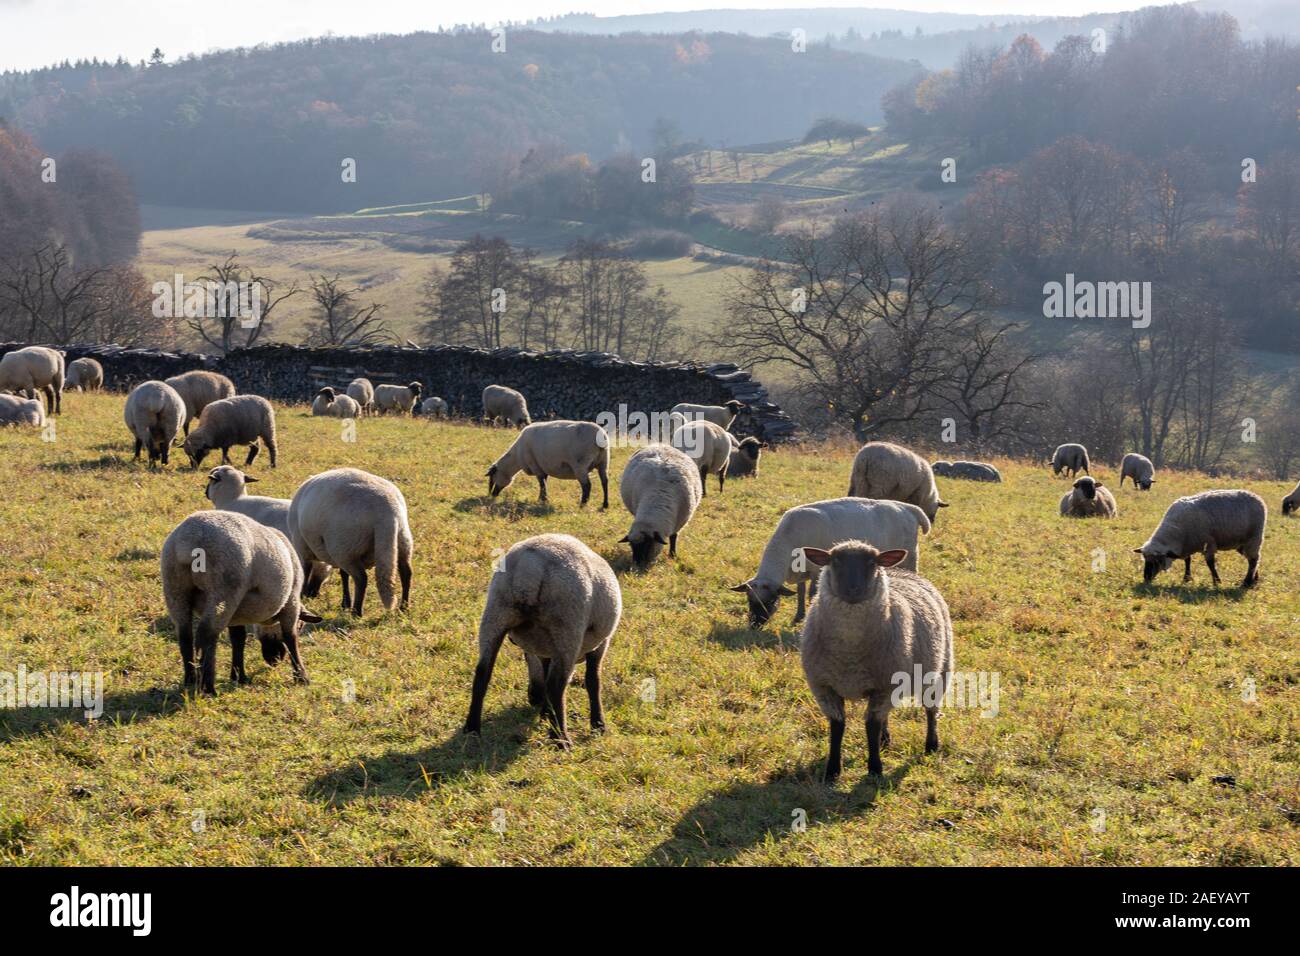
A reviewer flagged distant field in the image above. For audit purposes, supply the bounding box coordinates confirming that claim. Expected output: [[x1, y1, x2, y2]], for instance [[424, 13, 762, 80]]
[[0, 394, 1296, 864]]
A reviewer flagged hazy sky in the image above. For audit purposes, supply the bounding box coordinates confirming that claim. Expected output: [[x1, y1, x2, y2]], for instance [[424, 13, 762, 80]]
[[0, 0, 1144, 72]]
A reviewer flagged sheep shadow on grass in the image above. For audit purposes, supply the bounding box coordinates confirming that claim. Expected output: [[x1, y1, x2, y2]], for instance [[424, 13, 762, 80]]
[[40, 454, 138, 473], [303, 705, 537, 806], [0, 685, 188, 743], [706, 620, 798, 651], [453, 496, 556, 519], [1132, 582, 1251, 604], [638, 760, 914, 866]]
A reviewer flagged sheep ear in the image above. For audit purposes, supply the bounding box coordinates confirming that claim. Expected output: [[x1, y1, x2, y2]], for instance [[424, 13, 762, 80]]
[[802, 547, 832, 567], [778, 585, 796, 596], [1164, 550, 1178, 559], [652, 532, 668, 545], [937, 500, 950, 508], [877, 549, 909, 568], [298, 609, 323, 624], [618, 535, 631, 543], [1132, 548, 1144, 554], [244, 475, 259, 483], [727, 582, 751, 593]]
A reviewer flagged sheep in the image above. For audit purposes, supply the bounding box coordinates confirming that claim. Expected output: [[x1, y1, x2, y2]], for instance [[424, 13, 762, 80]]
[[161, 510, 321, 694], [0, 394, 46, 427], [1120, 453, 1156, 491], [418, 396, 449, 418], [671, 418, 731, 495], [1284, 481, 1300, 516], [726, 435, 765, 479], [462, 533, 621, 747], [330, 394, 361, 419], [483, 384, 531, 427], [1059, 476, 1118, 518], [618, 443, 702, 569], [846, 441, 948, 522], [1052, 443, 1090, 478], [124, 380, 186, 467], [669, 400, 745, 431], [931, 460, 955, 477], [164, 370, 236, 436], [374, 381, 423, 415], [0, 345, 64, 414], [347, 378, 374, 416], [947, 461, 1002, 482], [287, 467, 413, 616], [182, 395, 278, 470], [310, 387, 337, 416], [65, 357, 103, 392], [800, 541, 953, 781], [1135, 489, 1266, 588], [729, 497, 931, 628], [487, 420, 610, 508]]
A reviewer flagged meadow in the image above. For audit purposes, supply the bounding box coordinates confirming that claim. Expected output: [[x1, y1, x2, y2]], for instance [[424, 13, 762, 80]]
[[0, 392, 1296, 865]]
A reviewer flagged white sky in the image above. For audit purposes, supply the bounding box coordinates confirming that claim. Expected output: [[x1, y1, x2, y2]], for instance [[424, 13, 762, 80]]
[[0, 0, 1146, 73]]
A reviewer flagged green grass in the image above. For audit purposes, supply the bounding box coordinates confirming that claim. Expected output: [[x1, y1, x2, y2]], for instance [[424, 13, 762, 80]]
[[0, 394, 1296, 865]]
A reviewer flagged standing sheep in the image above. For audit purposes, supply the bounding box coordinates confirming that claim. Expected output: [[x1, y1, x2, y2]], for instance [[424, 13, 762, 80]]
[[726, 435, 765, 479], [418, 396, 449, 418], [618, 444, 702, 569], [0, 346, 64, 414], [0, 394, 46, 428], [487, 421, 610, 508], [669, 400, 745, 431], [161, 510, 321, 694], [164, 370, 236, 436], [1052, 443, 1090, 478], [1283, 481, 1300, 516], [347, 378, 375, 416], [287, 467, 414, 616], [482, 384, 531, 427], [182, 395, 278, 469], [374, 382, 423, 415], [330, 394, 361, 419], [124, 380, 186, 467], [65, 357, 104, 392], [310, 387, 337, 416], [1135, 489, 1266, 588], [730, 497, 930, 628], [463, 533, 621, 747], [1060, 476, 1118, 518], [1120, 453, 1156, 490], [800, 541, 953, 781], [671, 419, 731, 495], [847, 441, 948, 522]]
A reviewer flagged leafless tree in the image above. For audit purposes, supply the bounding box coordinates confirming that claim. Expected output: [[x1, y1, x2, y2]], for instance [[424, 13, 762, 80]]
[[189, 253, 299, 353], [302, 274, 394, 347]]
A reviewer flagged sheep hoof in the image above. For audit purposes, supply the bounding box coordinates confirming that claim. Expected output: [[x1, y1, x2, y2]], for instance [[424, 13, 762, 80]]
[[590, 721, 607, 734], [551, 736, 573, 752]]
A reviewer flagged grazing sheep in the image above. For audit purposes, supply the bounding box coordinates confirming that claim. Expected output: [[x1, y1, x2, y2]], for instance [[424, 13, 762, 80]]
[[669, 400, 745, 431], [310, 387, 337, 416], [1135, 489, 1266, 588], [65, 357, 103, 392], [947, 460, 1002, 482], [1060, 476, 1118, 518], [618, 443, 702, 569], [726, 435, 765, 478], [847, 441, 948, 522], [287, 467, 413, 616], [463, 533, 622, 747], [375, 382, 423, 415], [124, 380, 186, 467], [164, 370, 236, 436], [931, 460, 955, 477], [1052, 443, 1090, 478], [182, 395, 278, 469], [161, 510, 320, 694], [419, 396, 449, 418], [0, 394, 46, 428], [729, 497, 930, 628], [482, 384, 531, 427], [330, 394, 361, 419], [487, 420, 610, 508], [671, 418, 731, 495], [347, 378, 374, 416], [1120, 453, 1156, 490], [1284, 481, 1300, 516], [800, 541, 953, 781], [0, 345, 64, 414]]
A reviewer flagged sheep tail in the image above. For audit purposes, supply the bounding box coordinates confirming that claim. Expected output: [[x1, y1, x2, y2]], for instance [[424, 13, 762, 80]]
[[373, 513, 401, 611]]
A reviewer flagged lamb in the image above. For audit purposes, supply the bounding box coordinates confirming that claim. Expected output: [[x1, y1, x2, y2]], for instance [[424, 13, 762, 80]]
[[729, 497, 931, 628], [1284, 481, 1300, 516], [1060, 476, 1118, 518], [800, 541, 953, 781], [65, 357, 103, 392], [671, 418, 731, 495], [482, 384, 531, 427], [726, 435, 765, 478], [347, 378, 375, 416], [161, 510, 320, 694], [846, 441, 948, 522], [311, 387, 337, 416], [123, 380, 186, 467], [618, 443, 702, 569], [1052, 443, 1090, 478], [1120, 453, 1156, 490], [946, 460, 1002, 482], [0, 345, 64, 414], [487, 420, 610, 508], [329, 394, 361, 419], [1135, 489, 1266, 588], [164, 370, 236, 436], [287, 467, 414, 616], [374, 382, 423, 415], [669, 400, 745, 431], [418, 396, 449, 418], [182, 395, 278, 469], [462, 533, 621, 748], [0, 394, 46, 427]]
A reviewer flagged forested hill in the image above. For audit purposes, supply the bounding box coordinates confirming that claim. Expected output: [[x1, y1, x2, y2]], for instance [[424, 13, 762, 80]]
[[0, 29, 919, 213]]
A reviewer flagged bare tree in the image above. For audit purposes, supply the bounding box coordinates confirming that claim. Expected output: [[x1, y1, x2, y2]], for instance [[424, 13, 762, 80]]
[[302, 274, 394, 347], [189, 253, 299, 353], [937, 319, 1044, 450], [419, 235, 519, 348]]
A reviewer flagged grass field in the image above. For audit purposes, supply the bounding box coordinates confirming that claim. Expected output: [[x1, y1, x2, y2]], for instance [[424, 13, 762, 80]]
[[0, 393, 1296, 865]]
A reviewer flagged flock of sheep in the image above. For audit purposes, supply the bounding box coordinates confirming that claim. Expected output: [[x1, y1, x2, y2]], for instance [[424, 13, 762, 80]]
[[1, 341, 1295, 782]]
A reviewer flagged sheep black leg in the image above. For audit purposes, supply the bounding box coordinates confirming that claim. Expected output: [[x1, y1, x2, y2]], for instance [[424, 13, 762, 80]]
[[1183, 557, 1192, 582], [1205, 552, 1221, 586], [526, 654, 547, 709], [178, 621, 197, 689], [824, 717, 844, 784], [398, 553, 412, 610], [133, 438, 143, 461], [669, 533, 677, 557], [339, 569, 351, 609], [463, 642, 503, 735], [717, 470, 725, 494], [880, 714, 891, 749], [244, 443, 259, 467], [280, 623, 309, 684], [579, 478, 591, 507], [196, 623, 220, 696], [1243, 555, 1259, 588], [598, 468, 609, 509], [585, 645, 607, 731], [536, 475, 548, 503], [228, 626, 250, 684], [698, 466, 708, 497], [866, 711, 886, 776], [266, 438, 276, 468], [793, 582, 807, 624], [351, 572, 367, 617], [924, 707, 940, 754], [543, 661, 572, 748]]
